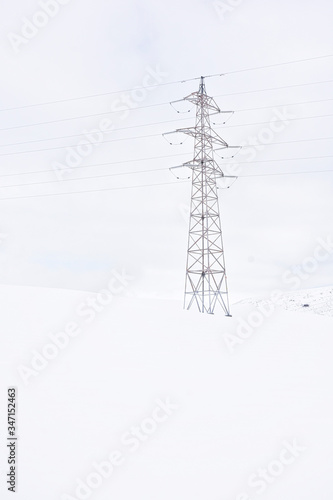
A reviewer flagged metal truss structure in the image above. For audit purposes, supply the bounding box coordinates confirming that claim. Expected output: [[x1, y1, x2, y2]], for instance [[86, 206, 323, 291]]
[[165, 77, 237, 315]]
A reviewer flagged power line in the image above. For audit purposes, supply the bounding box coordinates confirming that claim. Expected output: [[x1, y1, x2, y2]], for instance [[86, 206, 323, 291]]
[[1, 165, 332, 202], [0, 78, 202, 113], [0, 180, 188, 202], [0, 167, 169, 189], [0, 101, 169, 133], [1, 54, 332, 113], [1, 114, 332, 157], [244, 136, 333, 147], [0, 97, 332, 150], [0, 132, 160, 156], [1, 155, 332, 190], [234, 97, 333, 113], [240, 169, 333, 178], [0, 79, 332, 133], [0, 136, 332, 178], [215, 79, 333, 98], [222, 113, 333, 130], [0, 116, 191, 149], [221, 54, 333, 76], [234, 154, 333, 165], [0, 152, 191, 178]]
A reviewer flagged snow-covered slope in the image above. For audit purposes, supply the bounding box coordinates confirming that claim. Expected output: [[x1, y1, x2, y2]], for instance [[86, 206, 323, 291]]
[[240, 285, 333, 317], [1, 284, 333, 500]]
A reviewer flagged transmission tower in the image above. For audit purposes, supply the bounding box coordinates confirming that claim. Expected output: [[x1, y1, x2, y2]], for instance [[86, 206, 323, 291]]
[[165, 77, 237, 315]]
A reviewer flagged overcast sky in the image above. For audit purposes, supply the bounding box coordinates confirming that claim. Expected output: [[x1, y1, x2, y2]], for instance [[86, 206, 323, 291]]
[[0, 0, 332, 299]]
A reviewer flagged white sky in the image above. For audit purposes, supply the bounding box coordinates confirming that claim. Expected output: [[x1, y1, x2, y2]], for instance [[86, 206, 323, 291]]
[[0, 0, 332, 298]]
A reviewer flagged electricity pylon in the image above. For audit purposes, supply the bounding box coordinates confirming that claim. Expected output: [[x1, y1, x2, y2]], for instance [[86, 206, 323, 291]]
[[165, 77, 237, 315]]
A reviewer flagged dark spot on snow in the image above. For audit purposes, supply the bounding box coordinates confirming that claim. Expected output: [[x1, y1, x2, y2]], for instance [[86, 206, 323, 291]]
[[302, 304, 310, 308]]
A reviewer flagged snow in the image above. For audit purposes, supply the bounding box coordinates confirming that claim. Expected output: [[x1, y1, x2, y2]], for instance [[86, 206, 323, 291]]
[[240, 285, 333, 317], [1, 283, 333, 500]]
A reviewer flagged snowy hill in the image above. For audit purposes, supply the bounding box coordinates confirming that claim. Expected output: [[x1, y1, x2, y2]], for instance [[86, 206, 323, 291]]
[[1, 284, 333, 500], [239, 286, 333, 317]]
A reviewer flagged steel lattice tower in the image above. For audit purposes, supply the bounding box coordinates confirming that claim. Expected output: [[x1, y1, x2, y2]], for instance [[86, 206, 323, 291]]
[[166, 77, 235, 315]]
